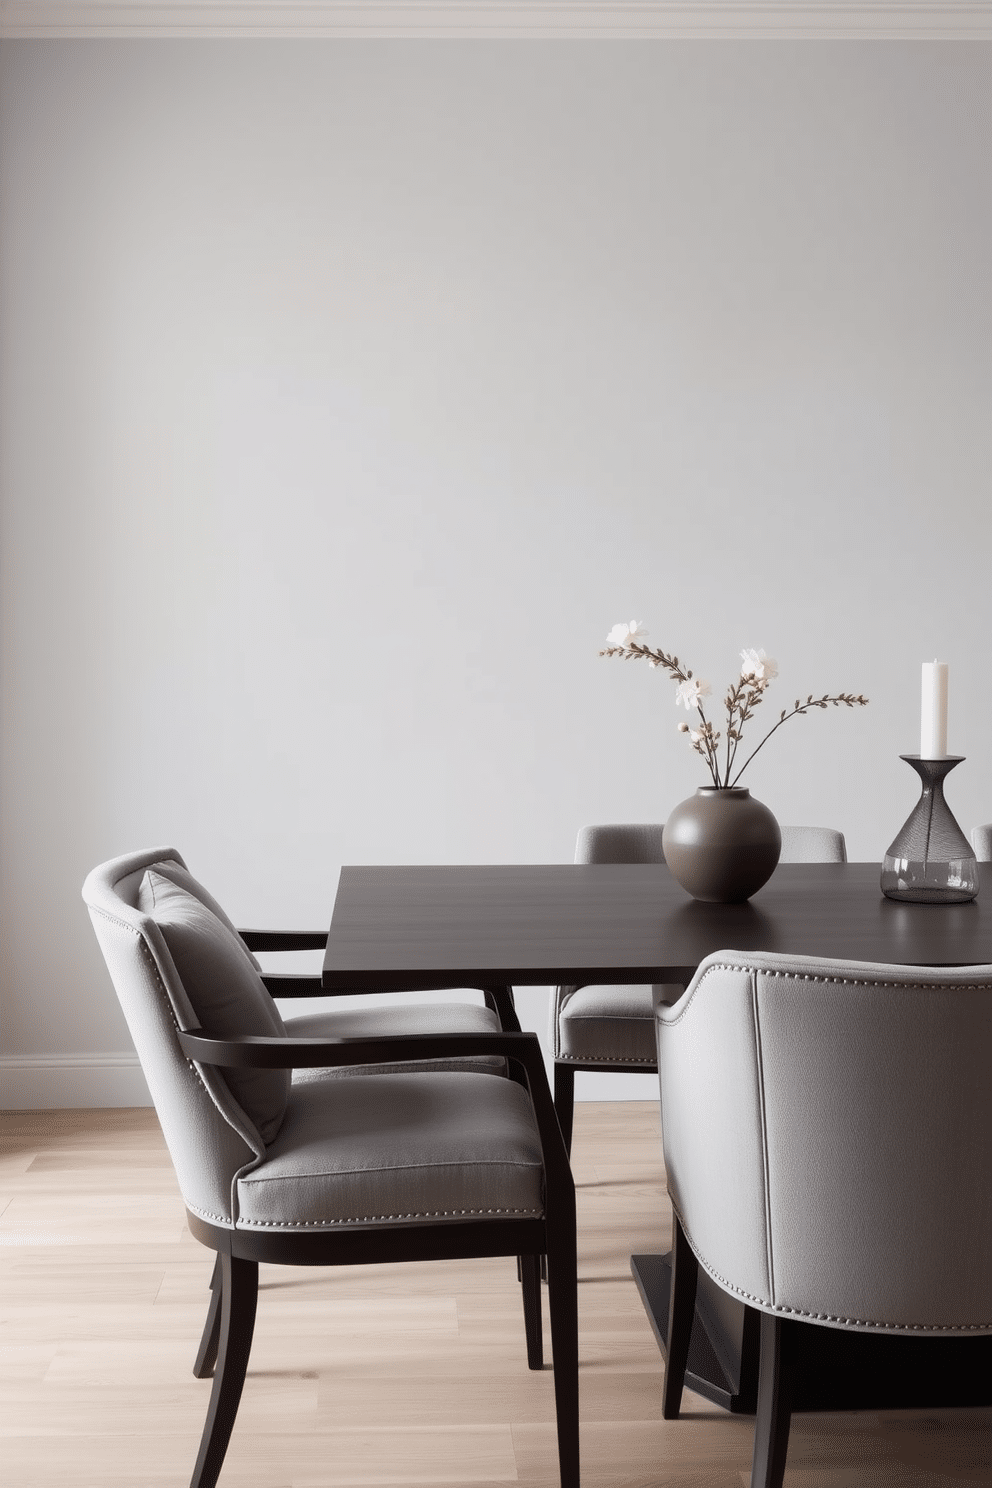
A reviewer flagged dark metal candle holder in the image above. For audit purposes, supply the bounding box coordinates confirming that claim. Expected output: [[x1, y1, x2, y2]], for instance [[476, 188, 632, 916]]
[[880, 755, 978, 904]]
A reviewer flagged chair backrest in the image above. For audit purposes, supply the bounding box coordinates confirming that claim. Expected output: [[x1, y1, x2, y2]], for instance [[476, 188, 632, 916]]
[[574, 824, 666, 865], [575, 822, 846, 866], [779, 824, 846, 863], [656, 950, 992, 1334], [972, 824, 992, 862], [82, 848, 284, 1228]]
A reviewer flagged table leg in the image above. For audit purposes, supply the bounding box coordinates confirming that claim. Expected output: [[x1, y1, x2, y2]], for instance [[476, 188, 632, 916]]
[[631, 1253, 992, 1414], [631, 1253, 758, 1413]]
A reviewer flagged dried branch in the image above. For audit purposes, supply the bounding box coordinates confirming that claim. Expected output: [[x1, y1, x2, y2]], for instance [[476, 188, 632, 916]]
[[728, 693, 869, 786], [601, 630, 868, 789]]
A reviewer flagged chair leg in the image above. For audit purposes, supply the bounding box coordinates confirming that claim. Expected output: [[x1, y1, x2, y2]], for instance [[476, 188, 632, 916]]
[[519, 1252, 544, 1369], [545, 1223, 580, 1487], [193, 1254, 223, 1379], [189, 1253, 258, 1488], [662, 1213, 698, 1419], [553, 1063, 576, 1156], [750, 1312, 795, 1488]]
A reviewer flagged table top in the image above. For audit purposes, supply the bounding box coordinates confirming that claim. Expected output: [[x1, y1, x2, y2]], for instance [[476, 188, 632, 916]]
[[321, 861, 992, 993]]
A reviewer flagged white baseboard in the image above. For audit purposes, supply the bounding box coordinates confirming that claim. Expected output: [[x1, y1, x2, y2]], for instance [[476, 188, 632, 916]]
[[574, 1070, 660, 1101], [0, 1054, 152, 1109]]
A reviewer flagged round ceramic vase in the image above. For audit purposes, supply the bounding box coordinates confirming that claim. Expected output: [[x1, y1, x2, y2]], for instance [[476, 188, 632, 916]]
[[662, 787, 782, 903]]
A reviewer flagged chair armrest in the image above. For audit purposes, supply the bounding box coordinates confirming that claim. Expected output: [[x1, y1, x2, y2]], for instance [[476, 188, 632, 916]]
[[239, 930, 327, 952], [180, 1027, 533, 1071]]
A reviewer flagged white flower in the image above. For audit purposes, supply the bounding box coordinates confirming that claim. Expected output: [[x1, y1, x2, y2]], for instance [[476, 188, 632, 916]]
[[740, 647, 779, 683], [606, 620, 648, 648], [677, 721, 689, 733], [675, 677, 711, 710], [689, 729, 704, 744]]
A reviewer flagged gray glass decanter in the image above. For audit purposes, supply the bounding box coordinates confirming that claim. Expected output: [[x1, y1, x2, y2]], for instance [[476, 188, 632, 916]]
[[880, 755, 978, 904]]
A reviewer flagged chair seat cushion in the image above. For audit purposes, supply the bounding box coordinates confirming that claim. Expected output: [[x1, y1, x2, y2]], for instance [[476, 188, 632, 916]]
[[556, 984, 662, 1065], [235, 1072, 545, 1231], [285, 1001, 504, 1080]]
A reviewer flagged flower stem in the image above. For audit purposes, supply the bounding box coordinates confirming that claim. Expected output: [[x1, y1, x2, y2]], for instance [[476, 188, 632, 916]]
[[728, 703, 802, 785], [723, 695, 733, 789], [694, 703, 721, 787]]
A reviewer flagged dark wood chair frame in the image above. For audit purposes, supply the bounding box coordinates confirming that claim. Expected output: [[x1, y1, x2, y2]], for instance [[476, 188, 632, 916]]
[[175, 1024, 579, 1488]]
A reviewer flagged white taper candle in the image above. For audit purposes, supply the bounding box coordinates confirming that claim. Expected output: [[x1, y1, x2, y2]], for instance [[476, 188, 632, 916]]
[[920, 661, 948, 759]]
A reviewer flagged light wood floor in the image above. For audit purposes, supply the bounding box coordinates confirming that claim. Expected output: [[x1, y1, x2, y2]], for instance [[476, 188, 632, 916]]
[[1, 1102, 989, 1487]]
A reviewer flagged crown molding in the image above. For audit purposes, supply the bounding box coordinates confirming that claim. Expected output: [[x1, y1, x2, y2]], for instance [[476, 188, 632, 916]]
[[2, 3, 991, 42]]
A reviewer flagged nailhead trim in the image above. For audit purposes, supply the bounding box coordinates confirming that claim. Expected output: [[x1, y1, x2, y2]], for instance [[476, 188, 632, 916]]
[[758, 968, 992, 989], [236, 1206, 543, 1229], [187, 1202, 233, 1226], [557, 1054, 656, 1065], [662, 961, 992, 1025], [675, 1213, 992, 1331]]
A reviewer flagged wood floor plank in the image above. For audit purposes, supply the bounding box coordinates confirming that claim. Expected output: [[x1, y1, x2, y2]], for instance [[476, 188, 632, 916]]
[[0, 1375, 318, 1434], [0, 1151, 35, 1175], [0, 1265, 168, 1305], [0, 1343, 59, 1381], [219, 1425, 520, 1485], [27, 1150, 176, 1169]]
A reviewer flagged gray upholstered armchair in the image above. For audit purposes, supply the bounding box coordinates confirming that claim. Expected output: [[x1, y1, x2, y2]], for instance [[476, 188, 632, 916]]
[[83, 848, 579, 1488], [550, 822, 847, 1150], [95, 846, 518, 1374], [656, 948, 992, 1488]]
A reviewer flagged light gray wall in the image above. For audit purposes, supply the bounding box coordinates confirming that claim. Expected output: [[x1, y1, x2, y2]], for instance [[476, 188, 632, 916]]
[[2, 40, 990, 1105]]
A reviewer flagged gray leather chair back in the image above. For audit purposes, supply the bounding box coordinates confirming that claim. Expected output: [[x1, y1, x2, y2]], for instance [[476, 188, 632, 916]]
[[83, 847, 265, 1227], [656, 949, 992, 1333]]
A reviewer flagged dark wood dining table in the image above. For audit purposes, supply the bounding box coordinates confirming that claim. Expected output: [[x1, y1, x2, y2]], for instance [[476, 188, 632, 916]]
[[323, 859, 992, 1415], [322, 860, 992, 994]]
